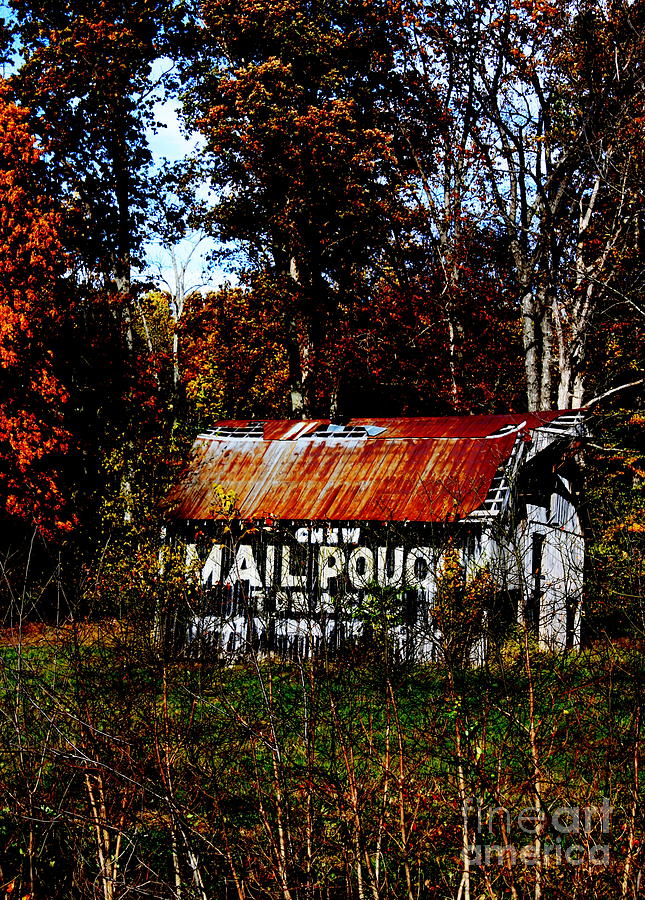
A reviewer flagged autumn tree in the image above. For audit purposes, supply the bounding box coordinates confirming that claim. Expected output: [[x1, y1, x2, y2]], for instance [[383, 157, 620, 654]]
[[8, 0, 179, 293], [551, 0, 645, 407], [0, 81, 72, 535], [178, 0, 439, 417], [179, 283, 291, 424], [404, 0, 644, 411], [178, 228, 524, 421], [330, 223, 524, 415], [4, 3, 198, 598]]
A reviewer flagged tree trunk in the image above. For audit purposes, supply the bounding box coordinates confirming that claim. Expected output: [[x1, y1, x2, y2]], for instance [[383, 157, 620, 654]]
[[286, 257, 317, 418], [522, 291, 543, 411]]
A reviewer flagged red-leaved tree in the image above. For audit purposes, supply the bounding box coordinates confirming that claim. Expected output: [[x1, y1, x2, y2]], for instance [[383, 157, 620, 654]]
[[0, 82, 73, 534]]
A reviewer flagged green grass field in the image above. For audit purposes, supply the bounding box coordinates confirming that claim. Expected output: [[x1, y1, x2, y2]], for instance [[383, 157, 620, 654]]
[[0, 623, 643, 898]]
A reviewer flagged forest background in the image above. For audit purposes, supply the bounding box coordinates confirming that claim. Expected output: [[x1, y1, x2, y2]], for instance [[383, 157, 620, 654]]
[[0, 0, 644, 898]]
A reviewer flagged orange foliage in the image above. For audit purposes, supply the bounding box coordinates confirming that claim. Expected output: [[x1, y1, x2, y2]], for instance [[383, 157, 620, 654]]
[[179, 284, 291, 423], [0, 82, 74, 534]]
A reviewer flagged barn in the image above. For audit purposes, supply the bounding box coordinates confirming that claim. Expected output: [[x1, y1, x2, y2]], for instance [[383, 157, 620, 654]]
[[166, 411, 586, 661]]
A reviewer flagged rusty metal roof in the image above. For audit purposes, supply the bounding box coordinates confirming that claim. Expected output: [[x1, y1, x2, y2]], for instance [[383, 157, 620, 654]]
[[167, 412, 581, 523]]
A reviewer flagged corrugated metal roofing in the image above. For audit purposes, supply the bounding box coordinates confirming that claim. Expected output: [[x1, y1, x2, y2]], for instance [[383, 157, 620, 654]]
[[167, 412, 581, 523]]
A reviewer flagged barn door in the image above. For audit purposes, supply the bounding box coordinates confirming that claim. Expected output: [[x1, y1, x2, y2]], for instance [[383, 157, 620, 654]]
[[526, 532, 545, 633]]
